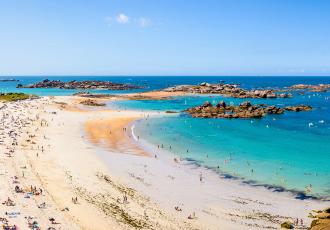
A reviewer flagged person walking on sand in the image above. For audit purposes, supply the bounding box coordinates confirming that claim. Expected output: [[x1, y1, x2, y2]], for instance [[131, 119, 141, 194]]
[[72, 197, 78, 204], [123, 193, 128, 204]]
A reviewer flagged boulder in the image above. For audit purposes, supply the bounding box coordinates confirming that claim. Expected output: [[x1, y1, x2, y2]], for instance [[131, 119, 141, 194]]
[[309, 207, 330, 230], [266, 92, 277, 98], [285, 105, 312, 112], [316, 212, 330, 219], [216, 101, 226, 108], [279, 93, 292, 98], [202, 101, 212, 108], [239, 101, 252, 108], [324, 207, 330, 214], [280, 221, 294, 229]]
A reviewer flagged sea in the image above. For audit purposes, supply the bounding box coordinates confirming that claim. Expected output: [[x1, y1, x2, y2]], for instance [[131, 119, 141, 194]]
[[1, 76, 330, 199]]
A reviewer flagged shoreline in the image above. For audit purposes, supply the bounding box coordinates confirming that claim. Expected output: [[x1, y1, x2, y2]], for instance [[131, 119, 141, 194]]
[[0, 95, 329, 229], [80, 100, 329, 229], [128, 114, 330, 202]]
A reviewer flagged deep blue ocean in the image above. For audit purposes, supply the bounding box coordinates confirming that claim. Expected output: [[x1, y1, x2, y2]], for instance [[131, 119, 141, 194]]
[[1, 76, 330, 199]]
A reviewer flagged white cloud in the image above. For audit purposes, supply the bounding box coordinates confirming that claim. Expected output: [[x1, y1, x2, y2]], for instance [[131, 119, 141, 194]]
[[105, 14, 152, 28], [116, 13, 130, 24], [138, 17, 151, 28]]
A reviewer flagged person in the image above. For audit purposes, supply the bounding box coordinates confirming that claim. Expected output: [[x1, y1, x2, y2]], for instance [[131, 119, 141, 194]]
[[15, 186, 22, 193], [188, 212, 196, 219], [72, 197, 78, 204], [38, 202, 46, 209], [123, 194, 128, 204], [175, 206, 182, 211]]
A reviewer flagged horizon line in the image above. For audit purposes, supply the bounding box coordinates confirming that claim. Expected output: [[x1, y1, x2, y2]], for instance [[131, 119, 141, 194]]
[[1, 75, 330, 78]]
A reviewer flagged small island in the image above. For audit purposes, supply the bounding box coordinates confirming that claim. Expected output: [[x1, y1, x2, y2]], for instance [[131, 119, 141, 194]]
[[163, 82, 292, 98], [185, 101, 312, 119], [289, 84, 330, 92], [0, 78, 19, 82], [16, 79, 143, 90]]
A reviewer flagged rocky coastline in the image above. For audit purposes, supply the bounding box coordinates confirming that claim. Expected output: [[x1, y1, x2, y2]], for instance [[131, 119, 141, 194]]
[[185, 101, 312, 119], [163, 82, 292, 98], [309, 207, 330, 230], [17, 79, 143, 90]]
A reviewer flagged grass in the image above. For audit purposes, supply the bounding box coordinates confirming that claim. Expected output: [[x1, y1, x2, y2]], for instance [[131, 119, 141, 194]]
[[0, 93, 31, 101]]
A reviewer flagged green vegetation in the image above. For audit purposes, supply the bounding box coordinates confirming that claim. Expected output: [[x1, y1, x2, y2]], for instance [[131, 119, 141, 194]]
[[0, 93, 31, 101]]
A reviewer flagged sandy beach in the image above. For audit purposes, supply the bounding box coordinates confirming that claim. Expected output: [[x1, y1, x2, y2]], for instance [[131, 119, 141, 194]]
[[0, 96, 329, 230], [2, 0, 330, 228]]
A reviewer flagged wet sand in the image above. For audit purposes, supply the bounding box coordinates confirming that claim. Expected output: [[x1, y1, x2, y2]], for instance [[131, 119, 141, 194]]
[[85, 117, 149, 156]]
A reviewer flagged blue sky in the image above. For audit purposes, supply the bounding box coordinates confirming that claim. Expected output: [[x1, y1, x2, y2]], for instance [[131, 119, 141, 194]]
[[0, 0, 329, 76]]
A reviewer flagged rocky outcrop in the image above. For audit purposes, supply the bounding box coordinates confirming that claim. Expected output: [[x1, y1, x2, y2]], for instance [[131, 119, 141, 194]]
[[79, 99, 105, 106], [309, 207, 330, 230], [17, 79, 143, 90], [280, 221, 294, 229], [185, 101, 311, 119], [165, 110, 178, 113], [163, 83, 292, 99], [284, 105, 312, 112], [0, 78, 18, 82], [289, 84, 330, 92]]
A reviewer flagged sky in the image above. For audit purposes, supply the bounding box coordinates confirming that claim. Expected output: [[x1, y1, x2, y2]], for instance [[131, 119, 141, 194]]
[[0, 0, 329, 76]]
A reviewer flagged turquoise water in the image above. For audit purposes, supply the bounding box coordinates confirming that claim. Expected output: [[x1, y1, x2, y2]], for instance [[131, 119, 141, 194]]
[[1, 76, 330, 199], [109, 78, 330, 200]]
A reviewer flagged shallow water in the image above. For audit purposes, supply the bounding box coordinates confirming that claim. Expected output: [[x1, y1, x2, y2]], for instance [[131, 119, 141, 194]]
[[1, 76, 330, 199], [109, 77, 330, 199]]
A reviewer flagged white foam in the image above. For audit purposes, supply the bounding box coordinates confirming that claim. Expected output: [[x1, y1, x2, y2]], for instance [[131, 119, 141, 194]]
[[131, 124, 138, 141]]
